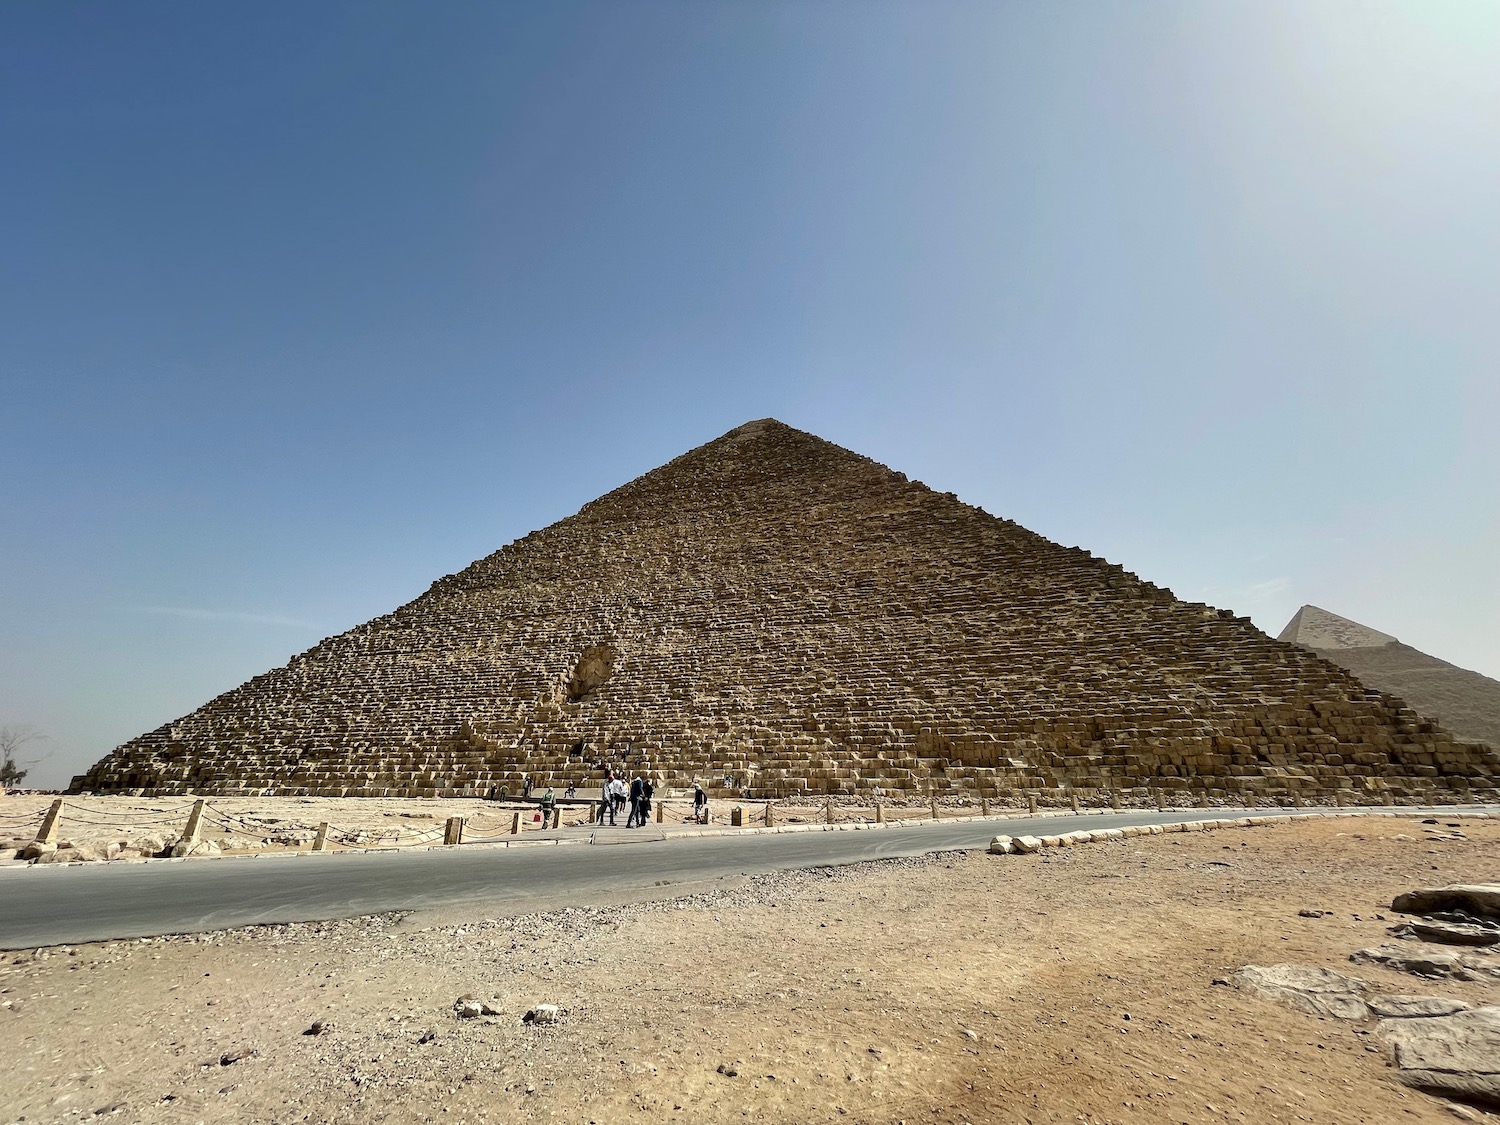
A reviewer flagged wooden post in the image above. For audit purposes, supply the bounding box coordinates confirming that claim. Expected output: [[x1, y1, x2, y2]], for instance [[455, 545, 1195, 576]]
[[35, 798, 64, 844], [731, 806, 743, 827], [1110, 792, 1121, 811], [981, 797, 990, 817], [765, 803, 774, 827], [312, 822, 330, 852], [930, 796, 939, 821], [182, 799, 206, 843], [1156, 790, 1167, 811], [1069, 792, 1080, 814], [874, 803, 884, 824], [1334, 789, 1344, 808], [826, 799, 834, 825], [510, 811, 522, 835], [1027, 794, 1038, 815], [588, 802, 597, 824], [444, 816, 464, 845]]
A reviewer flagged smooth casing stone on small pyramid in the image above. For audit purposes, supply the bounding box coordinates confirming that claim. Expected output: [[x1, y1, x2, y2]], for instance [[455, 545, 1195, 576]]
[[72, 420, 1500, 803], [1280, 605, 1500, 748]]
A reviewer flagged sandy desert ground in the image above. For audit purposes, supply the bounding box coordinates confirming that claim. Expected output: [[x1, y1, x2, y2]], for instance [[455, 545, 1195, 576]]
[[4, 811, 1499, 1124]]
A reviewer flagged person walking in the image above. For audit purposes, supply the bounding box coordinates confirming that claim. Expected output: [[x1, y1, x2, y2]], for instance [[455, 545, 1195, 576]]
[[540, 786, 556, 829], [611, 775, 627, 819], [641, 776, 654, 824], [627, 774, 645, 828], [693, 782, 708, 824], [599, 772, 616, 826]]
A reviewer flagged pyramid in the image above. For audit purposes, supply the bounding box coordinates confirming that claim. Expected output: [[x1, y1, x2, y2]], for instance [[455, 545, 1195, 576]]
[[73, 420, 1498, 805], [1280, 605, 1500, 749], [1279, 605, 1398, 650]]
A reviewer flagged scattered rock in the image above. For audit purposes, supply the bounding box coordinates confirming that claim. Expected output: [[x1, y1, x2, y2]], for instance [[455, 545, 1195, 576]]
[[302, 1021, 330, 1036], [1378, 1005, 1500, 1108], [1351, 945, 1500, 982], [18, 841, 55, 861], [1011, 835, 1042, 854], [130, 835, 167, 857], [1298, 909, 1330, 918], [1232, 964, 1370, 1019], [1394, 887, 1500, 923], [417, 1029, 438, 1045], [170, 838, 222, 858], [36, 845, 102, 864], [1392, 919, 1500, 947], [717, 1063, 739, 1078], [453, 996, 484, 1019], [1369, 995, 1472, 1019], [218, 1047, 258, 1066], [987, 835, 1014, 855]]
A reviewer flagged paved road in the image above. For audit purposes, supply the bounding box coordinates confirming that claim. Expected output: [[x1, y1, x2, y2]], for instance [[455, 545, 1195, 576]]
[[0, 807, 1477, 949]]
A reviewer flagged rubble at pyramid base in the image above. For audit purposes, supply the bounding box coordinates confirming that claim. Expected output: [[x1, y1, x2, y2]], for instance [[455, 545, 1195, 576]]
[[72, 421, 1500, 805]]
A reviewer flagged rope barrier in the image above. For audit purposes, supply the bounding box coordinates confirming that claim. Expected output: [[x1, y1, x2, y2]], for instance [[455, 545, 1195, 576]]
[[59, 805, 197, 824], [330, 825, 445, 848], [462, 822, 516, 840], [7, 800, 494, 852], [54, 811, 184, 828], [76, 804, 198, 822], [200, 809, 284, 833]]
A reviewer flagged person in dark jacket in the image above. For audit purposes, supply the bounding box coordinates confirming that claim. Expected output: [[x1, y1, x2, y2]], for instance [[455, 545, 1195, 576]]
[[627, 775, 645, 828], [641, 776, 655, 824]]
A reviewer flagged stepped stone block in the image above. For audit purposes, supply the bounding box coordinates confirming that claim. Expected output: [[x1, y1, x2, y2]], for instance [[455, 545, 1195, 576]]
[[71, 419, 1499, 802]]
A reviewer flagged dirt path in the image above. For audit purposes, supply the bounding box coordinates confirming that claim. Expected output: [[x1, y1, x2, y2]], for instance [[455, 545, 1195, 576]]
[[3, 815, 1496, 1124]]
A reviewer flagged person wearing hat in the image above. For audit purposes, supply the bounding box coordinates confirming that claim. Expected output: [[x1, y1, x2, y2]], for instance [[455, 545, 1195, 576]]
[[540, 786, 556, 829]]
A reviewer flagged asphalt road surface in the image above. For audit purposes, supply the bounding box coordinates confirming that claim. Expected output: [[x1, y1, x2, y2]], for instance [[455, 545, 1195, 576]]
[[0, 807, 1480, 949]]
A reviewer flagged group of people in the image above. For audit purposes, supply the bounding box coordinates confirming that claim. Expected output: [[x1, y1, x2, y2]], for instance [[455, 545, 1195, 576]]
[[598, 771, 656, 827], [510, 772, 714, 830]]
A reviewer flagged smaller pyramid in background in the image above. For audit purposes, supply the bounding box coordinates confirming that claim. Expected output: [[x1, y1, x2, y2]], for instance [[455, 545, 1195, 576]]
[[1278, 605, 1398, 650], [1280, 605, 1500, 749]]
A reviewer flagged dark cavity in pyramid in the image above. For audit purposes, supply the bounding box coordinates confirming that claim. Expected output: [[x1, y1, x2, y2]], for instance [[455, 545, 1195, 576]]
[[73, 420, 1499, 804]]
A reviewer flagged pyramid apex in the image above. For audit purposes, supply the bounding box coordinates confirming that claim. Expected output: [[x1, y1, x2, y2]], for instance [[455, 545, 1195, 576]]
[[1279, 604, 1398, 649]]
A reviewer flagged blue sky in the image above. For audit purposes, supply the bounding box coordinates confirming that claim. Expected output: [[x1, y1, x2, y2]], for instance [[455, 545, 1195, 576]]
[[3, 1, 1497, 788]]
